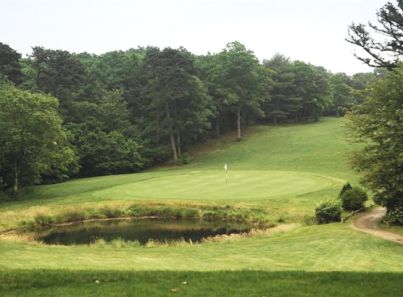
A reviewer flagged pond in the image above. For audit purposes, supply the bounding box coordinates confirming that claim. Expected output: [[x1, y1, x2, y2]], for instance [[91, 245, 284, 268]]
[[35, 218, 253, 245]]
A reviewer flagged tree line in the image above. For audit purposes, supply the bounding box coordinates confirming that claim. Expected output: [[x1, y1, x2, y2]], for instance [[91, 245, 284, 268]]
[[0, 41, 374, 193]]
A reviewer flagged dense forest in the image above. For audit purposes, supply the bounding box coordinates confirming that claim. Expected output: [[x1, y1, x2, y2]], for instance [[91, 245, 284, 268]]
[[0, 41, 375, 192]]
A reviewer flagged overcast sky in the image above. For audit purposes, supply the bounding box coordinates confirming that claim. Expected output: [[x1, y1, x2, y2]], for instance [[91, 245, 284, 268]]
[[0, 0, 388, 74]]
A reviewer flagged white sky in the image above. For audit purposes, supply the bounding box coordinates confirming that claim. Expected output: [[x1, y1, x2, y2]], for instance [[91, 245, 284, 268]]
[[0, 0, 387, 74]]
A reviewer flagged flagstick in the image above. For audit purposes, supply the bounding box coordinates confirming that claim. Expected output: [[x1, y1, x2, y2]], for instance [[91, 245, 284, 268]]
[[224, 163, 228, 183]]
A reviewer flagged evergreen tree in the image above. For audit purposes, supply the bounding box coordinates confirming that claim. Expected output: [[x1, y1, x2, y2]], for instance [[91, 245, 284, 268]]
[[0, 42, 22, 84]]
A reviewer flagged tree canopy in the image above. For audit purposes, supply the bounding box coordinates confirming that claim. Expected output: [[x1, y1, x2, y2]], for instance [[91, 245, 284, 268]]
[[0, 83, 76, 192], [347, 65, 403, 223], [0, 42, 22, 84]]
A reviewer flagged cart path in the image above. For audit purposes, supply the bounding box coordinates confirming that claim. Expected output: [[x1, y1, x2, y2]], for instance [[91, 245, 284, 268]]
[[352, 207, 403, 246]]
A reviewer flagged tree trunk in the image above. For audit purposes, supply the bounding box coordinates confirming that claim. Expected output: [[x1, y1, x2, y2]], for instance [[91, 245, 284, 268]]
[[236, 108, 242, 140], [216, 117, 220, 137], [177, 131, 181, 158], [165, 102, 178, 161], [13, 161, 18, 193]]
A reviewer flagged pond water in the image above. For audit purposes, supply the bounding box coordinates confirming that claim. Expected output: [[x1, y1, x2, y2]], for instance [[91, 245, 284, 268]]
[[35, 218, 252, 245]]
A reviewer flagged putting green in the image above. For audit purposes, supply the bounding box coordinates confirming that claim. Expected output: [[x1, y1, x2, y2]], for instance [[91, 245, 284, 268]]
[[92, 170, 342, 202]]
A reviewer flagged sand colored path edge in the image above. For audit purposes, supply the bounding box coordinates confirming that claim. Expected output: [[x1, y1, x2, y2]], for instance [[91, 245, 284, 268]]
[[352, 207, 403, 246]]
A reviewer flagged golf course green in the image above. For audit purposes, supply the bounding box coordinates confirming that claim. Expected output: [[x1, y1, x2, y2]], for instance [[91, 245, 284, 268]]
[[1, 117, 402, 296]]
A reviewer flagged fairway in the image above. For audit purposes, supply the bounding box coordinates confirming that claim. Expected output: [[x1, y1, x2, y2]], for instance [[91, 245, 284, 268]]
[[0, 118, 350, 213], [1, 118, 402, 296]]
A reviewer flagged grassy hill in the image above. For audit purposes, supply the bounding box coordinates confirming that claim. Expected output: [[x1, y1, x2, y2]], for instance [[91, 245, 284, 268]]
[[1, 117, 402, 296], [0, 118, 357, 217]]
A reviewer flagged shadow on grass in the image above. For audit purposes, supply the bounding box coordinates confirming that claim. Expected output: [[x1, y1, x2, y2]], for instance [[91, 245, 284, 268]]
[[1, 270, 402, 297]]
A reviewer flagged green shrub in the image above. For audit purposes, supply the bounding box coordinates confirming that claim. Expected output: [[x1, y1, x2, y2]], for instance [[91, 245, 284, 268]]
[[315, 201, 341, 224], [179, 153, 191, 164], [383, 207, 403, 226], [340, 188, 368, 211], [339, 182, 352, 198]]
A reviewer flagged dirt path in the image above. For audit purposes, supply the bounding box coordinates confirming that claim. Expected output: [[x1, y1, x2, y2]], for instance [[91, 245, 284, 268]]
[[352, 207, 403, 246]]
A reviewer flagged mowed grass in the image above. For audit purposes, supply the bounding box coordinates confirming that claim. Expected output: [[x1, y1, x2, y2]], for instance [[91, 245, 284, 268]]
[[2, 270, 403, 297], [0, 118, 353, 217], [1, 117, 402, 296]]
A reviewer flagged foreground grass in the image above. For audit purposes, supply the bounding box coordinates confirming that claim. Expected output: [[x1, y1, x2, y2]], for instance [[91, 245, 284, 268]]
[[1, 270, 403, 297]]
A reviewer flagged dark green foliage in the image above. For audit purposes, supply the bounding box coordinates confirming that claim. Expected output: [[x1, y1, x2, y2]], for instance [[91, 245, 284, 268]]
[[0, 42, 22, 84], [262, 56, 332, 123], [138, 47, 212, 161], [179, 152, 191, 164], [383, 207, 403, 225], [339, 182, 353, 198], [315, 201, 341, 224], [328, 73, 354, 116], [67, 90, 144, 176], [263, 55, 300, 124], [30, 47, 86, 116], [0, 42, 368, 193], [0, 84, 77, 192], [218, 42, 265, 139], [340, 188, 368, 211], [347, 65, 403, 221], [292, 62, 332, 122]]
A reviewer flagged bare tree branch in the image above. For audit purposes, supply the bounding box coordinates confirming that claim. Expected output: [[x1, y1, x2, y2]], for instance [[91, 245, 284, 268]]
[[346, 1, 403, 69]]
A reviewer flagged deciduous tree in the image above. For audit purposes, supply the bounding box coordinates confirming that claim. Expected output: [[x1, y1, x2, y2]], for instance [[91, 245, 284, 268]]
[[0, 84, 77, 192], [347, 65, 403, 224]]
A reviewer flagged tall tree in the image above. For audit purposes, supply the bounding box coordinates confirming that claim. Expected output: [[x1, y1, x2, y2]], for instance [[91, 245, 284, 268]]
[[0, 42, 22, 84], [292, 62, 332, 121], [347, 0, 403, 69], [78, 49, 144, 102], [219, 42, 263, 140], [30, 47, 85, 115], [0, 84, 77, 192], [140, 47, 212, 161], [195, 53, 233, 136], [263, 55, 301, 124], [348, 72, 376, 104], [328, 73, 354, 116], [67, 89, 144, 176], [347, 65, 403, 224]]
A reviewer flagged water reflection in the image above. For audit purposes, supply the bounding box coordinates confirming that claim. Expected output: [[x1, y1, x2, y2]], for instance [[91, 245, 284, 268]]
[[35, 218, 252, 245]]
